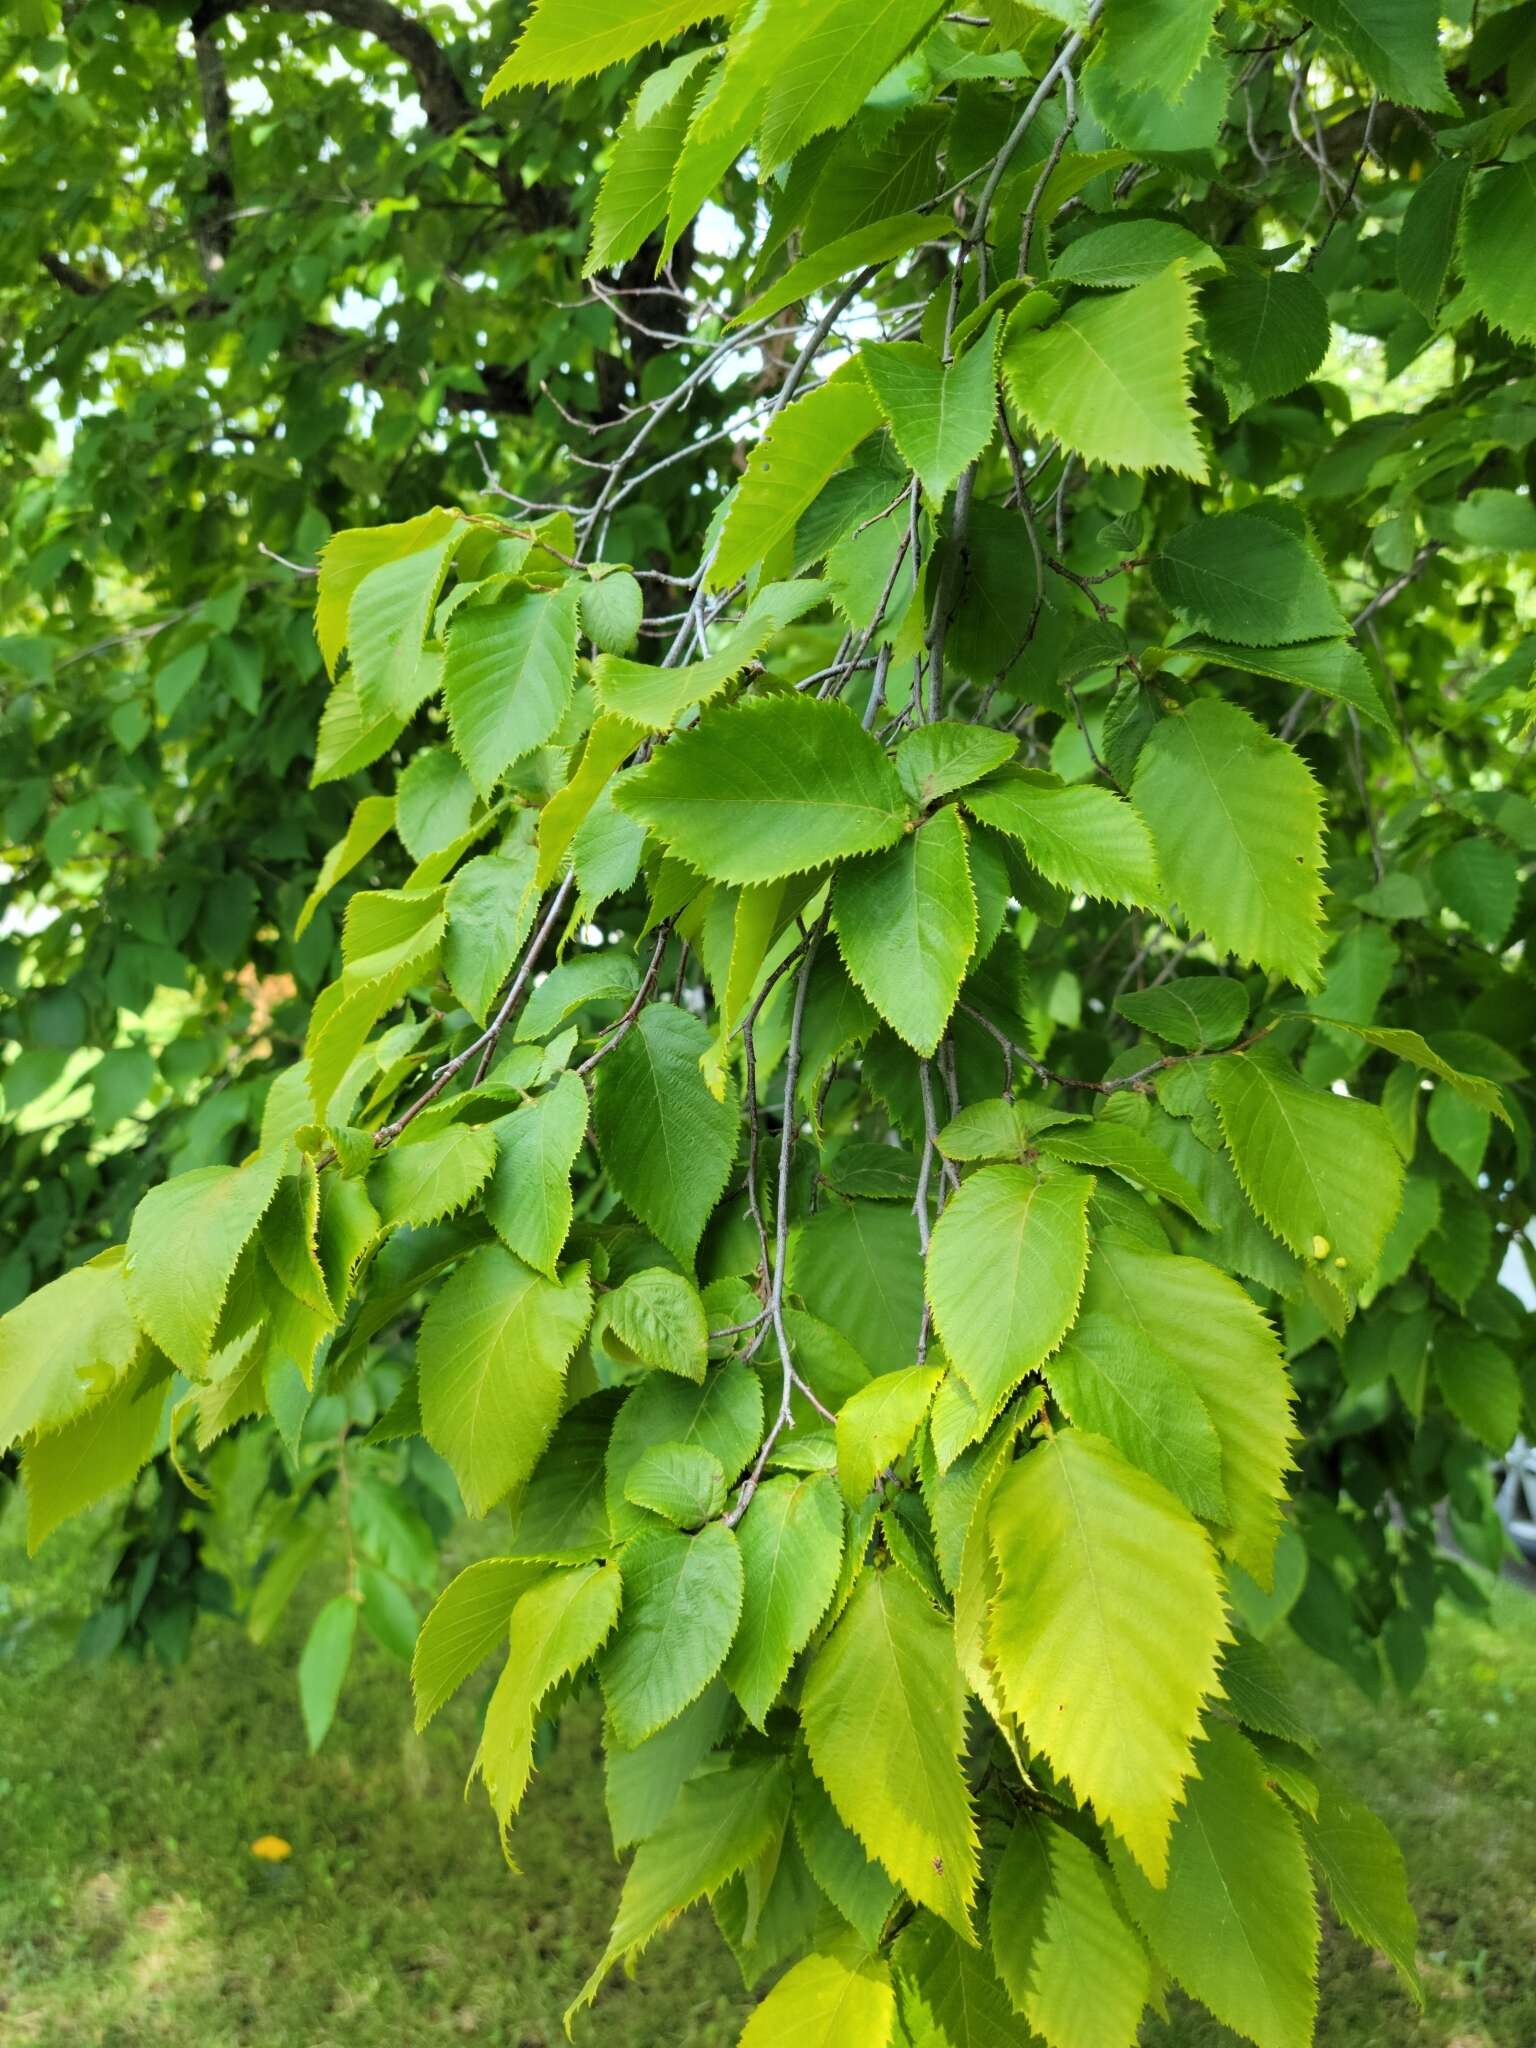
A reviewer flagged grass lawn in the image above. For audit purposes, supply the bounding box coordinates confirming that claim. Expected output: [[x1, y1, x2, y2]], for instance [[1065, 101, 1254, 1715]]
[[2, 1500, 1534, 2048]]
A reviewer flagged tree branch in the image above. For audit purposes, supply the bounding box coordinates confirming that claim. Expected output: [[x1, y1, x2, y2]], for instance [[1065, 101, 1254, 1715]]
[[189, 0, 476, 135]]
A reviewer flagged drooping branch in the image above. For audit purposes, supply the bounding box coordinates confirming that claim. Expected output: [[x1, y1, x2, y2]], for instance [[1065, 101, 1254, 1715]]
[[188, 0, 477, 135]]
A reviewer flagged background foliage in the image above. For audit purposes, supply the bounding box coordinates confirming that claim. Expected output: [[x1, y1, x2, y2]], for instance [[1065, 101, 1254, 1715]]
[[2, 2, 1535, 2044]]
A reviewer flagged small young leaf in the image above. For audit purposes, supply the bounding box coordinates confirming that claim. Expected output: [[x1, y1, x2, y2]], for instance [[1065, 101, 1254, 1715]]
[[623, 1442, 726, 1526], [835, 1366, 942, 1505], [603, 1267, 712, 1382]]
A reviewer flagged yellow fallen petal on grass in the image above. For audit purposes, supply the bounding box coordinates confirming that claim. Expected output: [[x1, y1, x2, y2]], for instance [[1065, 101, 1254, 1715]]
[[249, 1835, 292, 1862]]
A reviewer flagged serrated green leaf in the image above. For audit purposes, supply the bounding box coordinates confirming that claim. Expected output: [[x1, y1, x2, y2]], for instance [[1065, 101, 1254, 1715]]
[[0, 1253, 143, 1452], [1309, 0, 1454, 113], [861, 318, 1000, 505], [583, 1759, 795, 2017], [894, 1909, 1021, 2046], [1044, 1310, 1226, 1522], [592, 1004, 738, 1262], [1089, 0, 1217, 103], [1130, 699, 1326, 987], [595, 578, 827, 731], [476, 1561, 624, 1841], [926, 1166, 1093, 1418], [740, 1945, 896, 2047], [1054, 218, 1221, 289], [586, 53, 711, 273], [485, 0, 723, 96], [989, 1430, 1229, 1881], [1002, 266, 1206, 480], [1208, 1050, 1403, 1298], [1025, 1824, 1152, 2048], [24, 1353, 167, 1553], [603, 1266, 711, 1381], [606, 1363, 763, 1540], [836, 1367, 942, 1504], [988, 1814, 1055, 2015], [395, 744, 476, 862], [623, 1442, 726, 1525], [832, 807, 977, 1057], [894, 724, 1016, 808], [802, 1564, 979, 1938], [615, 694, 908, 885], [790, 1200, 925, 1373], [1434, 1328, 1521, 1449], [305, 887, 447, 1117], [1115, 975, 1247, 1050], [1083, 1236, 1296, 1588], [710, 374, 884, 590], [1035, 1121, 1209, 1225], [739, 213, 940, 329], [315, 509, 458, 679], [443, 842, 539, 1023], [605, 1682, 730, 1849], [1301, 1018, 1509, 1124], [510, 1394, 617, 1564], [411, 1555, 544, 1730], [484, 1071, 588, 1275], [1218, 1636, 1316, 1753], [311, 671, 409, 785], [792, 1757, 900, 1946], [724, 1469, 845, 1725], [1152, 510, 1347, 647], [295, 793, 396, 940], [1202, 268, 1329, 417], [1432, 836, 1520, 948], [370, 1122, 496, 1230], [1166, 635, 1390, 730], [601, 1520, 745, 1745], [348, 523, 461, 719], [1110, 1721, 1320, 2048], [1297, 1764, 1421, 2001], [1398, 158, 1469, 323], [1083, 45, 1228, 155], [299, 1595, 357, 1751], [444, 585, 580, 799], [125, 1149, 287, 1375], [418, 1245, 592, 1516], [751, 0, 947, 171], [963, 772, 1161, 908]]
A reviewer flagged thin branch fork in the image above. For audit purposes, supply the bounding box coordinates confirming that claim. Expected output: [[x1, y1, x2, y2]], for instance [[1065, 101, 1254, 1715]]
[[725, 913, 833, 1528]]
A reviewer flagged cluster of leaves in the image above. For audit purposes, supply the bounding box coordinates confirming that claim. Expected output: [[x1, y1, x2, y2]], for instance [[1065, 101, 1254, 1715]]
[[5, 0, 1536, 2043]]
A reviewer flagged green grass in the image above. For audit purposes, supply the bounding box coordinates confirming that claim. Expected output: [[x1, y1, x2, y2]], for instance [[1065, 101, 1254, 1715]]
[[2, 1501, 1534, 2048]]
